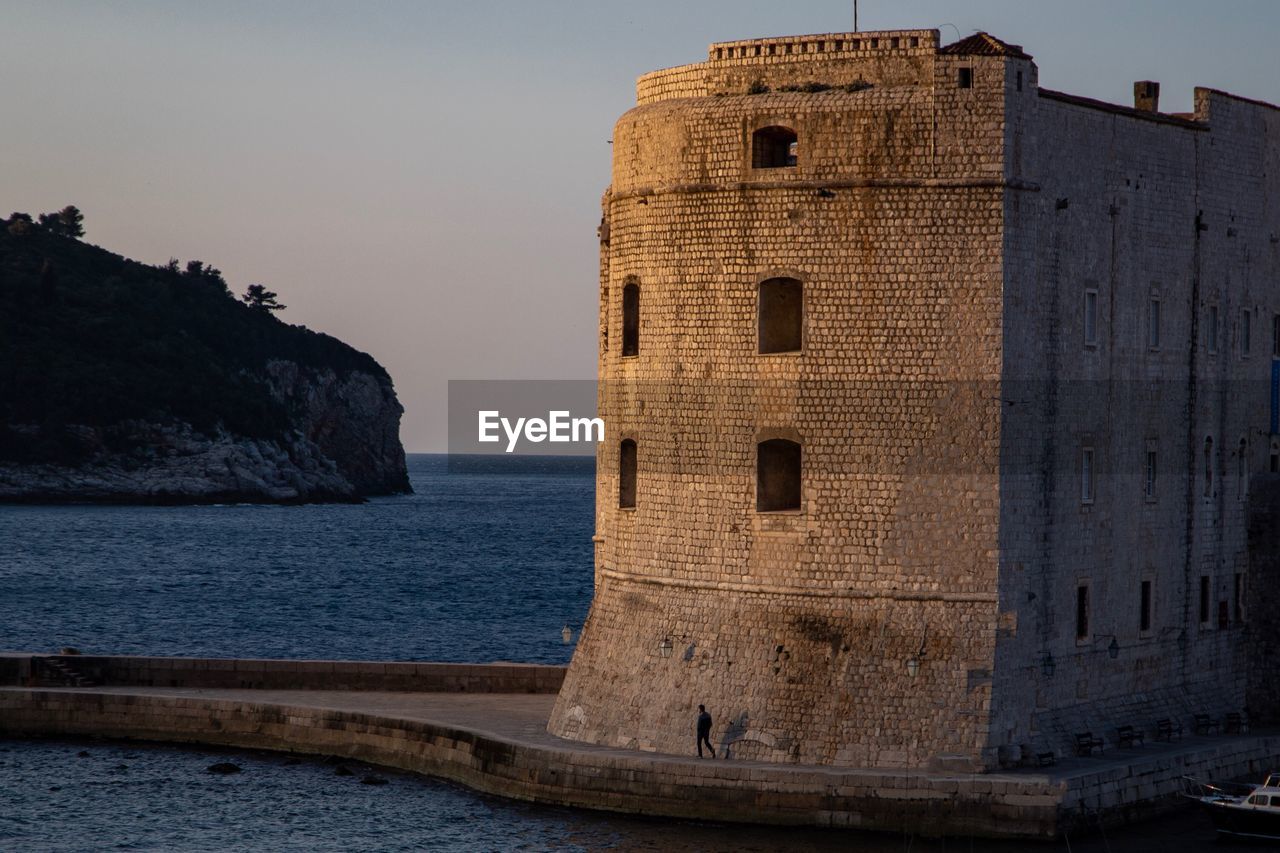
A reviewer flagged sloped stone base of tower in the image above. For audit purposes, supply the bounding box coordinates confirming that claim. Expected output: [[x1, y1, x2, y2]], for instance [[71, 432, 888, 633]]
[[549, 571, 999, 769]]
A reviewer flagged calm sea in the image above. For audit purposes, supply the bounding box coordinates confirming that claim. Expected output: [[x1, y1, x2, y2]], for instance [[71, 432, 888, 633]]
[[0, 455, 1225, 851]]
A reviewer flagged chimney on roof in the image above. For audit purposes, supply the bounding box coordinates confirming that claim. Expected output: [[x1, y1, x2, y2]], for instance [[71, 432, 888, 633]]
[[1134, 81, 1161, 113]]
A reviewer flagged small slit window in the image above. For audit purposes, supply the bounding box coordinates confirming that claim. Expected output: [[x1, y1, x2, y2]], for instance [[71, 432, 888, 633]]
[[1204, 436, 1214, 497], [757, 438, 801, 512], [1200, 575, 1211, 626], [1239, 438, 1248, 499], [1075, 583, 1090, 641], [1148, 296, 1161, 350], [618, 439, 637, 509], [1083, 290, 1098, 347], [1242, 309, 1252, 357], [1144, 448, 1157, 501], [1140, 579, 1153, 634], [1080, 446, 1095, 504], [758, 278, 803, 353], [1235, 572, 1246, 624], [1207, 304, 1219, 354], [752, 126, 798, 169], [621, 282, 640, 357], [958, 67, 973, 89]]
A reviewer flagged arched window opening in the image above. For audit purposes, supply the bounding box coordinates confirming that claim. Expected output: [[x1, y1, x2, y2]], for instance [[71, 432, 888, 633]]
[[621, 282, 640, 357], [619, 439, 637, 508], [757, 438, 801, 512], [1204, 436, 1214, 498], [758, 278, 803, 354], [752, 126, 798, 169]]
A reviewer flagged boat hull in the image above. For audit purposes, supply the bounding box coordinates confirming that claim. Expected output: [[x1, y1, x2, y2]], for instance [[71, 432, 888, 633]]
[[1203, 801, 1280, 841]]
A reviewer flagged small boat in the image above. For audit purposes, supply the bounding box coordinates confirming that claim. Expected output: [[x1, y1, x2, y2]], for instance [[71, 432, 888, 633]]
[[1187, 773, 1280, 841]]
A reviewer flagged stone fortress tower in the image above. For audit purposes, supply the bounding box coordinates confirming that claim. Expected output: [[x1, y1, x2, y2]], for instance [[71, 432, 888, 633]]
[[548, 29, 1280, 770]]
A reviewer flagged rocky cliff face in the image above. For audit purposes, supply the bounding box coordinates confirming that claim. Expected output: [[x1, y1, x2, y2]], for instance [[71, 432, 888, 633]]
[[0, 362, 408, 503], [0, 216, 412, 504]]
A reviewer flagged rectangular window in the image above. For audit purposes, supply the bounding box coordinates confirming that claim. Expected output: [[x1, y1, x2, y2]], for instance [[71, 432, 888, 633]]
[[1199, 575, 1211, 626], [1207, 305, 1219, 353], [958, 67, 973, 89], [1076, 583, 1090, 641], [1081, 447, 1095, 503], [1140, 580, 1153, 634], [1084, 290, 1098, 346], [1242, 309, 1252, 357], [1240, 439, 1248, 500], [1235, 573, 1245, 624], [1148, 297, 1161, 350], [1145, 449, 1157, 501]]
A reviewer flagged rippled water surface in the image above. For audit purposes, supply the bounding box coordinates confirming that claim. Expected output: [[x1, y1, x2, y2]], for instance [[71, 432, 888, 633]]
[[0, 455, 592, 663], [0, 455, 1234, 850]]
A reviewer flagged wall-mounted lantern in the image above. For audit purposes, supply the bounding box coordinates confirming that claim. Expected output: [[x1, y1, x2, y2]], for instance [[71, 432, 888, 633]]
[[659, 637, 673, 658], [561, 624, 574, 645], [1092, 634, 1121, 660], [905, 626, 929, 678]]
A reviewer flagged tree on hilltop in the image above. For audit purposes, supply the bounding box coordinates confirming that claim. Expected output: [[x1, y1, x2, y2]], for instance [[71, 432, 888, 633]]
[[37, 206, 85, 239], [182, 259, 231, 296], [242, 283, 286, 313], [6, 212, 34, 237]]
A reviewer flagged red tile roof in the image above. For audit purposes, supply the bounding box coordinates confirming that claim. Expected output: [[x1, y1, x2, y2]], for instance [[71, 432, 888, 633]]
[[939, 32, 1031, 60]]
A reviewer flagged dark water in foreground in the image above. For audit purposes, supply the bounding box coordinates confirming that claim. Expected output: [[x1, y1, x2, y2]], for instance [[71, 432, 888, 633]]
[[0, 455, 1233, 850]]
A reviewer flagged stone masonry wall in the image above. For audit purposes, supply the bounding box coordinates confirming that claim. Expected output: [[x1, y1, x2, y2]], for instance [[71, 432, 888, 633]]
[[558, 27, 1279, 772], [994, 84, 1280, 759], [552, 32, 1017, 769], [0, 654, 565, 694]]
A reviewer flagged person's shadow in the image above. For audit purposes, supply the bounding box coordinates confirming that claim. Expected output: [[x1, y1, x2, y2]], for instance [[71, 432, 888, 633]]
[[718, 711, 749, 759]]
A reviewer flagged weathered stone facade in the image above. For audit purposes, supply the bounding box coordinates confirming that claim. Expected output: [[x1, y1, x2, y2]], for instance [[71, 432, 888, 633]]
[[549, 29, 1280, 770]]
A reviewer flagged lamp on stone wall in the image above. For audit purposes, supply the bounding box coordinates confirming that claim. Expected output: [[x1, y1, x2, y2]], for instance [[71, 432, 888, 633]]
[[1041, 653, 1056, 677], [905, 629, 928, 677], [561, 624, 574, 645], [1093, 634, 1121, 659], [659, 637, 673, 658]]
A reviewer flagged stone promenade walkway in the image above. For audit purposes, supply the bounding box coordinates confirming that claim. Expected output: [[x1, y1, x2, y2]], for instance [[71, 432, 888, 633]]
[[3, 684, 1279, 839]]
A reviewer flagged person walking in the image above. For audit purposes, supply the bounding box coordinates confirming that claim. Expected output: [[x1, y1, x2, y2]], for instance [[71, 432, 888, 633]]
[[696, 704, 716, 758]]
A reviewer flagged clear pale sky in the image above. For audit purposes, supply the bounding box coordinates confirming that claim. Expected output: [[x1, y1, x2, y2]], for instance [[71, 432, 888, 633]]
[[4, 1, 1278, 451]]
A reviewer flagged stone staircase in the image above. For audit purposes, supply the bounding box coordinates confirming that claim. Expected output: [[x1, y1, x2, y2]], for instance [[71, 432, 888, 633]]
[[35, 656, 99, 688]]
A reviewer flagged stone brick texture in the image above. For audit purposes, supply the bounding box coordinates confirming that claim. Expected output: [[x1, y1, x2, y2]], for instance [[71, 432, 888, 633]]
[[0, 654, 564, 694], [550, 28, 1280, 771]]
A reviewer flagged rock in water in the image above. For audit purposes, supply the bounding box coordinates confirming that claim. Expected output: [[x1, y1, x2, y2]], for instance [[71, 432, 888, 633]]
[[359, 775, 389, 786], [207, 762, 242, 775], [334, 765, 355, 777]]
